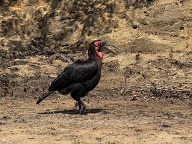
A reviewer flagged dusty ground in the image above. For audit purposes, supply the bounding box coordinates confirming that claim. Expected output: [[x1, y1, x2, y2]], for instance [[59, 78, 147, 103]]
[[0, 0, 192, 143], [0, 96, 192, 144]]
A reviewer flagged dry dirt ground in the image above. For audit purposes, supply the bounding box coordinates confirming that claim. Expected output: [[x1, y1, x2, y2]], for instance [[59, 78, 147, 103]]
[[0, 0, 192, 143], [0, 96, 192, 144]]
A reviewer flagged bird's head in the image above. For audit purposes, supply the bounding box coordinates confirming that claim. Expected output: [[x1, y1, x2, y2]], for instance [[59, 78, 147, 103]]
[[88, 40, 118, 60]]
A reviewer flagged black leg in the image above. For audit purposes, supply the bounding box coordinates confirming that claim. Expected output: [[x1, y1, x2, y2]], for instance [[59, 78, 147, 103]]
[[71, 95, 86, 115], [78, 101, 86, 115]]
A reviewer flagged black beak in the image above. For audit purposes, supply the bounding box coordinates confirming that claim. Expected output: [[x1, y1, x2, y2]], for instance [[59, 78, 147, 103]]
[[101, 40, 118, 54], [102, 40, 118, 49]]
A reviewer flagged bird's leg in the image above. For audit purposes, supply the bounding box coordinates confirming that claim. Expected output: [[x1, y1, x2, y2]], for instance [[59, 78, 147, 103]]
[[71, 95, 86, 115], [78, 100, 86, 115]]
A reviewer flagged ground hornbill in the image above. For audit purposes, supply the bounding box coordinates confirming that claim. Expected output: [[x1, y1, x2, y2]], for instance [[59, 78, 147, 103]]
[[36, 40, 117, 114]]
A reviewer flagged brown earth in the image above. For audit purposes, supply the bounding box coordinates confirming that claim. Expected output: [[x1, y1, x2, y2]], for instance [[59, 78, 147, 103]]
[[0, 97, 192, 144], [0, 0, 192, 143]]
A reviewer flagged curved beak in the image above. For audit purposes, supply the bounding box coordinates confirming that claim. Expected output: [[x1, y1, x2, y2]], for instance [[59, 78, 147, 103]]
[[101, 40, 118, 54], [102, 40, 118, 49]]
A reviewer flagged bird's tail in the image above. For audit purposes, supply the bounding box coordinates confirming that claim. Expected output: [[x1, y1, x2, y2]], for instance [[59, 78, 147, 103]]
[[36, 91, 54, 104]]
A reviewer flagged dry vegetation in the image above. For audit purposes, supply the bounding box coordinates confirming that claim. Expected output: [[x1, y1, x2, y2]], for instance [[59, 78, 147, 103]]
[[0, 0, 192, 143]]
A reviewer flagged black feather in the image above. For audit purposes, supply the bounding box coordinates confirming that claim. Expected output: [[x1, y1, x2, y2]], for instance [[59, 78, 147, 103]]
[[48, 60, 98, 91], [36, 40, 105, 114], [36, 91, 54, 104]]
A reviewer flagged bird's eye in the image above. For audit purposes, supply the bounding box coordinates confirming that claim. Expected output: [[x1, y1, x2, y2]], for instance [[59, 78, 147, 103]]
[[94, 41, 102, 47]]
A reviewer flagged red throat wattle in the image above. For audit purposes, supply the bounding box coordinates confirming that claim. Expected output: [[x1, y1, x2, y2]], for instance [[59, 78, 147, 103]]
[[94, 41, 103, 59]]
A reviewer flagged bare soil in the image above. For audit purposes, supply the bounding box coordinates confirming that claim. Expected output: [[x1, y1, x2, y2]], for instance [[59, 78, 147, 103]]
[[0, 96, 192, 144], [1, 0, 192, 143]]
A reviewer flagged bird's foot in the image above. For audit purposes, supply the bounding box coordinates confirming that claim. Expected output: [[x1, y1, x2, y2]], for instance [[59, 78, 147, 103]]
[[79, 104, 87, 115]]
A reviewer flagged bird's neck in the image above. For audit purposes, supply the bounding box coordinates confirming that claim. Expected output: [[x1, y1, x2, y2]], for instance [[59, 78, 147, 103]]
[[97, 58, 102, 71], [88, 54, 102, 70], [88, 49, 101, 60]]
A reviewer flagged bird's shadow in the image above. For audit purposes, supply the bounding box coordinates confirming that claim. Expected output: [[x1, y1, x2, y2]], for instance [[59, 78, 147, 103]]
[[38, 108, 109, 115]]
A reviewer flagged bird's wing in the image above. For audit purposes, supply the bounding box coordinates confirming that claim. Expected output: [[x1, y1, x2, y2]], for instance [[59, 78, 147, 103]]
[[48, 60, 98, 91], [72, 60, 99, 82]]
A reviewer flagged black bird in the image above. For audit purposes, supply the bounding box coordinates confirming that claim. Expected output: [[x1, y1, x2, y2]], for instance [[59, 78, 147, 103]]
[[36, 40, 117, 114]]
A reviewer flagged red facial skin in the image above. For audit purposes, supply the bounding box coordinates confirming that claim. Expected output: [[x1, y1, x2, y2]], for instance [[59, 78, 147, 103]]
[[94, 41, 103, 59]]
